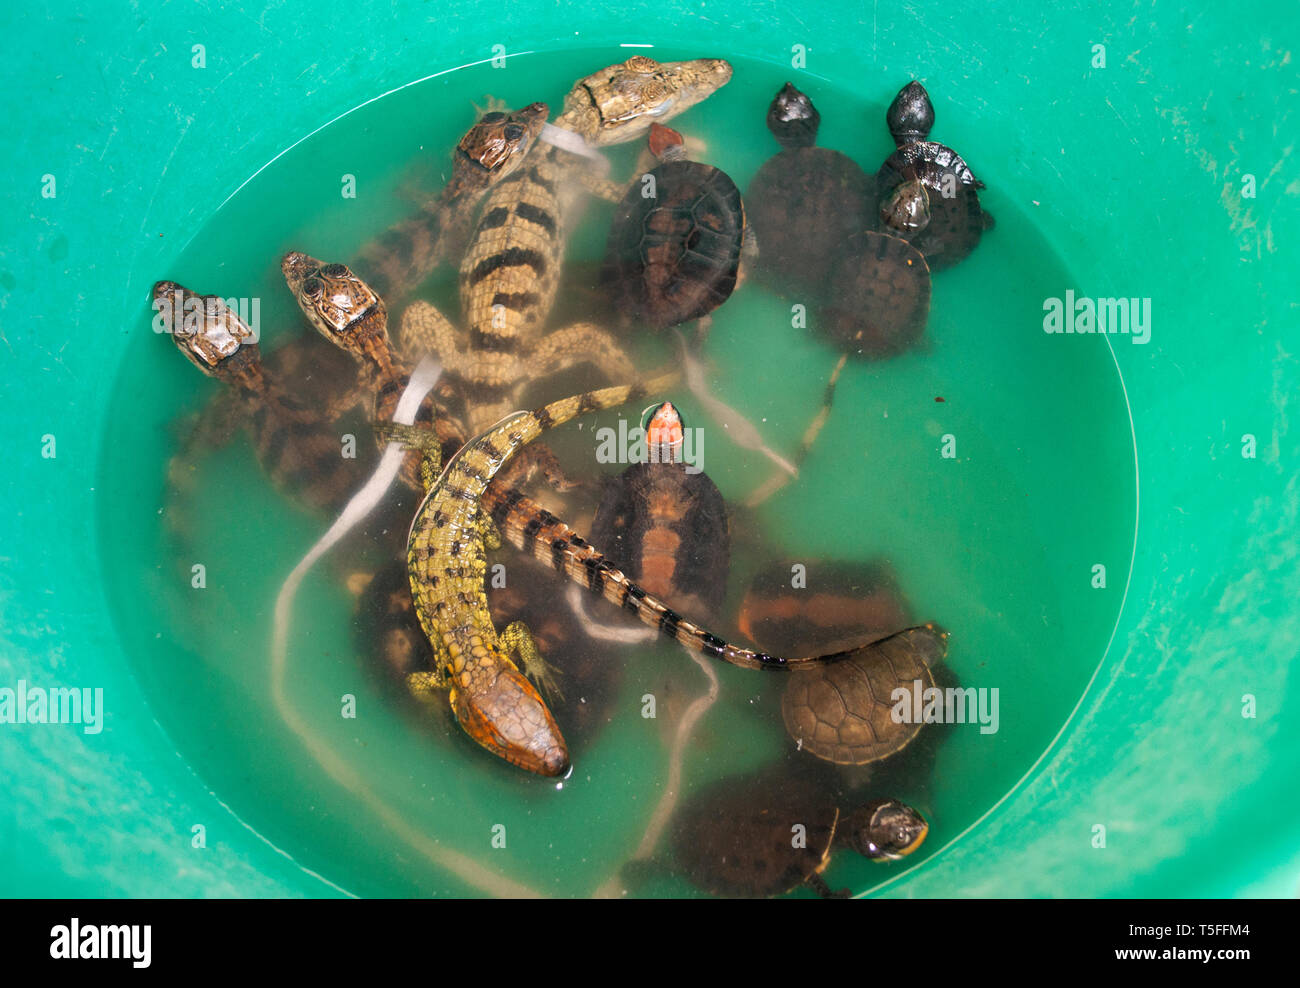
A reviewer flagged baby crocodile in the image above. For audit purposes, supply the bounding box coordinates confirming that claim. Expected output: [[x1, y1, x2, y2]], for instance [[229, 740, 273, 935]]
[[152, 279, 363, 513], [391, 382, 680, 776], [391, 383, 910, 776], [354, 101, 550, 301], [401, 56, 734, 435]]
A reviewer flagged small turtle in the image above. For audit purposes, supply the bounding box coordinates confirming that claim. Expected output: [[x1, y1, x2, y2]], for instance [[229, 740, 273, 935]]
[[746, 83, 874, 296], [739, 558, 913, 656], [875, 81, 993, 270], [588, 401, 730, 618], [819, 230, 931, 358], [782, 624, 950, 767], [603, 124, 745, 330], [669, 771, 928, 898]]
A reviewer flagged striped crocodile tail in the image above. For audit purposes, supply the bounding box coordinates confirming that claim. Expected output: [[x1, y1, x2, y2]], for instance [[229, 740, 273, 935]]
[[484, 481, 925, 673], [513, 372, 681, 445]]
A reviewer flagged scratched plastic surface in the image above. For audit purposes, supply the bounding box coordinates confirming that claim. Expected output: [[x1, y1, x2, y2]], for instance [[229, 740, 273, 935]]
[[95, 50, 1135, 897]]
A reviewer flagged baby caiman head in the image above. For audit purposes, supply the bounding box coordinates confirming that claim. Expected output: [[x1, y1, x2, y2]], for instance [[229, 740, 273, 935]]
[[281, 252, 388, 357], [846, 799, 929, 861], [563, 55, 733, 145], [447, 101, 549, 199], [451, 666, 570, 778], [152, 279, 261, 382]]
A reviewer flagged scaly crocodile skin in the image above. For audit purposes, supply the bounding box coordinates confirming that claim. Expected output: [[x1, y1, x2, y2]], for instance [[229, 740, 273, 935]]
[[400, 56, 734, 434]]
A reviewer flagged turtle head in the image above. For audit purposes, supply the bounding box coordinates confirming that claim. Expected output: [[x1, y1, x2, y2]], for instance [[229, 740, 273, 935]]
[[281, 252, 388, 357], [647, 123, 688, 162], [643, 400, 685, 462], [562, 55, 732, 146], [846, 799, 929, 861], [153, 280, 261, 382], [886, 81, 935, 147], [880, 178, 931, 234], [449, 102, 549, 197], [766, 82, 821, 150]]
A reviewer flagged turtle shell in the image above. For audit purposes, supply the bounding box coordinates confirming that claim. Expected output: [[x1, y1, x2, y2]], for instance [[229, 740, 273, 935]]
[[589, 460, 730, 618], [739, 558, 912, 656], [782, 624, 949, 766], [876, 141, 989, 270], [352, 558, 435, 691], [604, 159, 745, 330], [747, 146, 873, 295], [670, 772, 840, 897], [818, 231, 931, 358]]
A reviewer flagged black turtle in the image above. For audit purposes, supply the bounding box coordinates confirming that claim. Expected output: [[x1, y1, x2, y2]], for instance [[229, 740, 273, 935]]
[[588, 402, 730, 620], [668, 770, 928, 898], [819, 230, 931, 357], [875, 81, 993, 270], [746, 83, 874, 296]]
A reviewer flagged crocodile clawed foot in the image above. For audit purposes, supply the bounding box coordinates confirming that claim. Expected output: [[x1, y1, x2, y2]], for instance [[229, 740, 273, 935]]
[[499, 620, 565, 703]]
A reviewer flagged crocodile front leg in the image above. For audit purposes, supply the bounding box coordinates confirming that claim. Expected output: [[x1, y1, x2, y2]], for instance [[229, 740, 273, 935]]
[[499, 620, 564, 703]]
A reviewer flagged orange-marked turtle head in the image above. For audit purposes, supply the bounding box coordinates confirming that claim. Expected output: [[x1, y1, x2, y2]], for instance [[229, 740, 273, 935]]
[[644, 401, 685, 464], [648, 123, 686, 161]]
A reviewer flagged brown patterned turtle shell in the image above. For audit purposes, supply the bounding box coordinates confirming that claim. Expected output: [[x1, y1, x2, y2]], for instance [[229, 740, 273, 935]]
[[818, 231, 931, 358], [782, 624, 949, 766], [670, 772, 841, 897], [588, 459, 730, 619], [738, 558, 913, 656], [604, 158, 745, 330]]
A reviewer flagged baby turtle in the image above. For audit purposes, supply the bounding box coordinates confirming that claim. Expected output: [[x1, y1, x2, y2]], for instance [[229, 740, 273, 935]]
[[746, 83, 873, 296], [739, 558, 913, 656], [603, 124, 745, 330], [819, 230, 931, 358], [782, 624, 949, 767], [669, 770, 928, 898], [588, 402, 730, 618], [875, 81, 993, 270]]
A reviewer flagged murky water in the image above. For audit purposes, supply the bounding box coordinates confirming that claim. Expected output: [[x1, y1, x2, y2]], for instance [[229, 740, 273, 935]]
[[97, 49, 1136, 897]]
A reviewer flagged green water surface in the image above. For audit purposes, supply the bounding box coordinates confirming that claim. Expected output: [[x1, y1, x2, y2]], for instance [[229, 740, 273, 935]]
[[96, 49, 1136, 897]]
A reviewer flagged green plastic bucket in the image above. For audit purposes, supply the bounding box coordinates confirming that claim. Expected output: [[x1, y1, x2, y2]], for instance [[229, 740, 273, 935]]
[[2, 0, 1296, 897]]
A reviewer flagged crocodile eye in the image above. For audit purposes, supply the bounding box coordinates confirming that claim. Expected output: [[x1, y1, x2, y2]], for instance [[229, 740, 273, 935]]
[[503, 123, 525, 142], [481, 111, 506, 123], [302, 277, 324, 298], [321, 263, 349, 277], [625, 55, 658, 72]]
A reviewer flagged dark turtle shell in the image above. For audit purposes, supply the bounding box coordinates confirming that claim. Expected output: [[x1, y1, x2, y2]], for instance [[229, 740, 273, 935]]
[[738, 558, 913, 656], [604, 158, 745, 330], [748, 147, 873, 295], [589, 460, 730, 618], [818, 231, 931, 358], [352, 557, 435, 693], [876, 141, 990, 269], [781, 624, 949, 766], [747, 83, 874, 294], [670, 772, 840, 897]]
